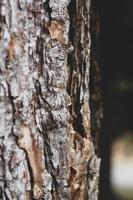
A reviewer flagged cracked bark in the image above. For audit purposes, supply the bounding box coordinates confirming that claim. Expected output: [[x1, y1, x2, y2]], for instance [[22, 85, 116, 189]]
[[0, 0, 101, 199]]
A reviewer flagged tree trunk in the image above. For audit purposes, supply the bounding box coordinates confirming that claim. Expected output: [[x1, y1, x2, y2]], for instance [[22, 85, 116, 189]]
[[0, 0, 100, 199]]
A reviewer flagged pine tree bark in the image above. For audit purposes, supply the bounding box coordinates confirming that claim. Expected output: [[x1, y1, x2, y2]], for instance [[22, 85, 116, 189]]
[[0, 0, 100, 199]]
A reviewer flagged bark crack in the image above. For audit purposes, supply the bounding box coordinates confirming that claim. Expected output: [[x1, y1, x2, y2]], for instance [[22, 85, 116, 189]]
[[67, 0, 88, 138]]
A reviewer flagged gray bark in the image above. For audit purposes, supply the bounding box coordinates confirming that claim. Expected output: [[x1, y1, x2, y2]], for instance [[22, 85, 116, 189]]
[[0, 0, 100, 199]]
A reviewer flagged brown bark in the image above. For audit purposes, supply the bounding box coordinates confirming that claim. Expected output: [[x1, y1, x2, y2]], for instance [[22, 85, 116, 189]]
[[0, 0, 100, 199]]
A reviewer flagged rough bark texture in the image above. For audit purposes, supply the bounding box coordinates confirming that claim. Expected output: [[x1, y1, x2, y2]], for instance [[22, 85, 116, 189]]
[[89, 0, 103, 154], [0, 0, 100, 199]]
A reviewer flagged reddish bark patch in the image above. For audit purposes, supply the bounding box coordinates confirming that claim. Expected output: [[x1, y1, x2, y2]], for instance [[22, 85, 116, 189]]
[[7, 32, 17, 60], [48, 20, 64, 42], [18, 123, 44, 199]]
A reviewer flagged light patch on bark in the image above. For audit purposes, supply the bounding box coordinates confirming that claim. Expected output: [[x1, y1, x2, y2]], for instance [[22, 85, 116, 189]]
[[48, 20, 65, 42], [18, 123, 44, 199]]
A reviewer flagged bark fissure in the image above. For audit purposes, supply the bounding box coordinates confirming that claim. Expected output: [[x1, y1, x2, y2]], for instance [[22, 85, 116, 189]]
[[67, 0, 90, 138], [89, 0, 103, 153], [67, 0, 101, 199]]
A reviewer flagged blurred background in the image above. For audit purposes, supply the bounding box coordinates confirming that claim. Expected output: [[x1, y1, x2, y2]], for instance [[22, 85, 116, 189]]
[[97, 0, 133, 199]]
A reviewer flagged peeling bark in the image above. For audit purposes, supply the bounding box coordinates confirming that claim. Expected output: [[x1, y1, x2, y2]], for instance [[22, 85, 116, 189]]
[[0, 0, 101, 199]]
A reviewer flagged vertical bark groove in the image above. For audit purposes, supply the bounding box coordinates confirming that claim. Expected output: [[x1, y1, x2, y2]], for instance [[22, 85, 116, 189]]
[[89, 0, 103, 153], [67, 1, 101, 199]]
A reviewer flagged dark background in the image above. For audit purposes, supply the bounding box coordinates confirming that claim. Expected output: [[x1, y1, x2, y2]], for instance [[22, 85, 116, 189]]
[[97, 0, 133, 199]]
